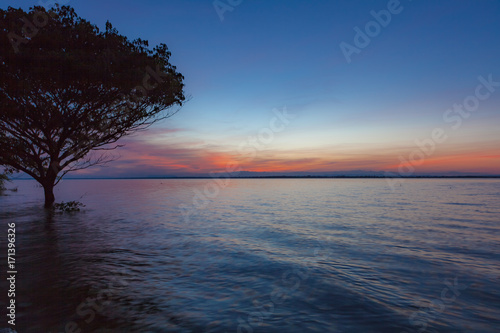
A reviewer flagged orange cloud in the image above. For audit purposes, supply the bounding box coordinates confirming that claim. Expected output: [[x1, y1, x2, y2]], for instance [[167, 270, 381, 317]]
[[73, 129, 500, 177]]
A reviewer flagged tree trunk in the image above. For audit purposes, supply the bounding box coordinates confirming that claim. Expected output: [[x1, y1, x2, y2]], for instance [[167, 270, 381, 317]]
[[42, 160, 59, 208], [43, 183, 55, 208]]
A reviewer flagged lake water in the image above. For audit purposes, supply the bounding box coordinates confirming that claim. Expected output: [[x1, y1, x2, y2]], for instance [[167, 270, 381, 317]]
[[1, 179, 499, 332]]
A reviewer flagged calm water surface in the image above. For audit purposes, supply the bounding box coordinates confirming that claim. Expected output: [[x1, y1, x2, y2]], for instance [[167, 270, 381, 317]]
[[0, 179, 499, 332]]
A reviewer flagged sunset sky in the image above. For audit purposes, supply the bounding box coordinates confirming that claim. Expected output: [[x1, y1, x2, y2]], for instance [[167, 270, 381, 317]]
[[4, 0, 500, 177]]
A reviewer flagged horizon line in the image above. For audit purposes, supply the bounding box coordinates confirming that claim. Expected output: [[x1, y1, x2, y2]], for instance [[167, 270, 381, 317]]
[[11, 175, 500, 180]]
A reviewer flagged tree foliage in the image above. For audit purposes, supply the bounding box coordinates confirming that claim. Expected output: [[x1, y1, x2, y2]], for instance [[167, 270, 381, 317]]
[[0, 5, 185, 206], [0, 171, 9, 191]]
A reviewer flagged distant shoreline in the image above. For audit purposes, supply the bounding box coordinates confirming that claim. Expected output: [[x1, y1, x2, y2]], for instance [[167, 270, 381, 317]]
[[10, 176, 500, 180]]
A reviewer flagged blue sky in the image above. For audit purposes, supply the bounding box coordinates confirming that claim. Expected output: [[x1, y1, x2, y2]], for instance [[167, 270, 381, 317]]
[[2, 0, 500, 176]]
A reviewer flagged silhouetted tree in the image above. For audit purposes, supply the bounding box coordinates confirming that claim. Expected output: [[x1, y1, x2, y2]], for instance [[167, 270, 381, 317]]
[[0, 5, 185, 207], [0, 169, 12, 191]]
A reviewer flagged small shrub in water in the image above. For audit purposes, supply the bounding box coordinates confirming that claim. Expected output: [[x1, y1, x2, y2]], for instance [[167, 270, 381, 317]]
[[53, 201, 85, 213]]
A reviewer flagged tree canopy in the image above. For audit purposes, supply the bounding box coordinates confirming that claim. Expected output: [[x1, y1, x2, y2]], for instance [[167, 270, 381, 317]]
[[0, 5, 185, 207]]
